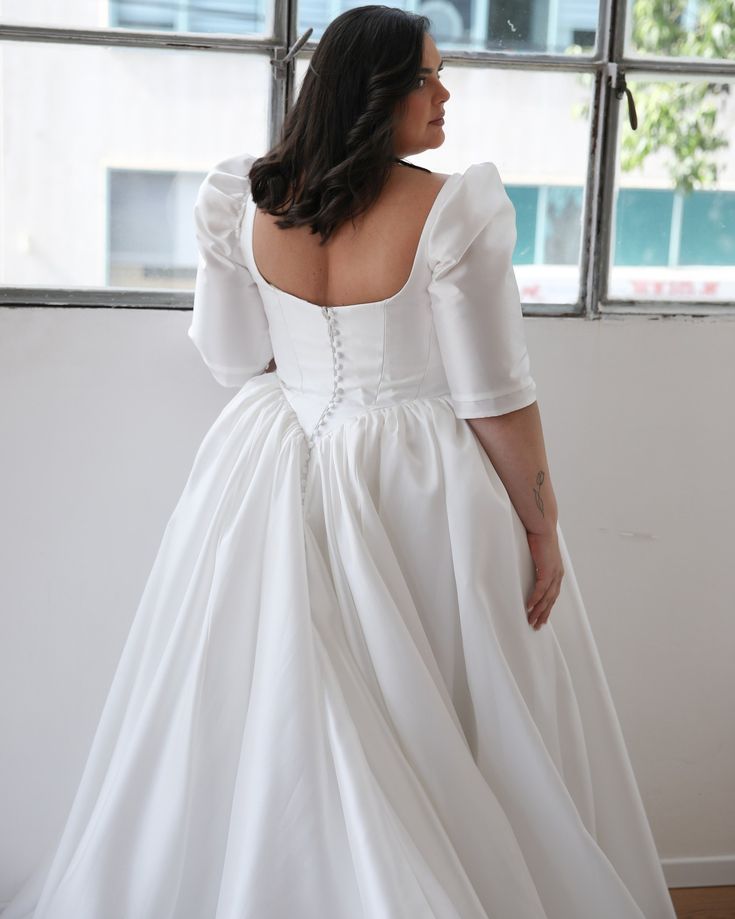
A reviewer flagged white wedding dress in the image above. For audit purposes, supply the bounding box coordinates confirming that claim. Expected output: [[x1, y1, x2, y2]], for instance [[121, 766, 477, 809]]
[[1, 153, 677, 919]]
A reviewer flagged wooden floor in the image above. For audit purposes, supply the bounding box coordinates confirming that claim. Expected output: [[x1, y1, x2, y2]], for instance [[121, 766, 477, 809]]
[[669, 885, 735, 918]]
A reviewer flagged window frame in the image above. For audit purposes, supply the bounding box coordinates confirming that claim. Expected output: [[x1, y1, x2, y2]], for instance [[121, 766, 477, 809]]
[[1, 0, 734, 318]]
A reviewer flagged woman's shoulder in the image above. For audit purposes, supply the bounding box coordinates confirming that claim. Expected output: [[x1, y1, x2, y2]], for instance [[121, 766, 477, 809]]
[[193, 152, 259, 245], [425, 161, 514, 270], [200, 151, 257, 184], [198, 152, 258, 200], [443, 160, 505, 195], [413, 161, 508, 221]]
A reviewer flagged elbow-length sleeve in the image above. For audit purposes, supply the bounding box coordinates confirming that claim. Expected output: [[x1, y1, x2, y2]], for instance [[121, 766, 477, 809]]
[[426, 162, 537, 418], [187, 152, 274, 388]]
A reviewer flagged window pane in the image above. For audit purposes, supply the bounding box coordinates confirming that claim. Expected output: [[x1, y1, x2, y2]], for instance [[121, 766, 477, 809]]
[[0, 0, 272, 36], [614, 189, 673, 265], [680, 190, 735, 265], [0, 41, 270, 291], [608, 76, 735, 303], [109, 170, 204, 287], [298, 0, 601, 55], [505, 187, 539, 265], [296, 57, 594, 306], [627, 0, 734, 62]]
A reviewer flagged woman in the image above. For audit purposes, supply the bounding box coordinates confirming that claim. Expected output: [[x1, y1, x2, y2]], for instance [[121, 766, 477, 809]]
[[2, 5, 677, 918]]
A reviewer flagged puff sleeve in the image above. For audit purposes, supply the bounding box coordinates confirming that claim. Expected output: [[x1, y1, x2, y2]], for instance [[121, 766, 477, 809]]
[[426, 162, 537, 418], [188, 152, 274, 387]]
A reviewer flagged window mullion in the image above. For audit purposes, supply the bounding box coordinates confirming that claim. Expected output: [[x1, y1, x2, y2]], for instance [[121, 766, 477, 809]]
[[268, 0, 303, 149], [580, 67, 604, 319], [583, 0, 630, 318]]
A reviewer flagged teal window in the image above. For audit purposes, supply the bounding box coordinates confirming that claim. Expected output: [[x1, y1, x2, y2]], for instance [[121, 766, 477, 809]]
[[505, 187, 538, 264], [680, 191, 735, 267], [614, 189, 672, 266], [506, 185, 583, 265], [509, 184, 735, 268]]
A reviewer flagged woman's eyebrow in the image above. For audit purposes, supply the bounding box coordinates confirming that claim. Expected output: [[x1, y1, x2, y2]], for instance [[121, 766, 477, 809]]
[[419, 59, 445, 73]]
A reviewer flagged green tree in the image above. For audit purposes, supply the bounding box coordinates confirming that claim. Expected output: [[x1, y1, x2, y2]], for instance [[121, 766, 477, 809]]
[[625, 0, 731, 192], [570, 0, 732, 193]]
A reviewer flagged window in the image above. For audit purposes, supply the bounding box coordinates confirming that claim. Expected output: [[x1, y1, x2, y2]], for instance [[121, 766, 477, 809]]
[[109, 0, 266, 35], [108, 170, 204, 288], [1, 1, 271, 36], [1, 0, 733, 315], [507, 182, 735, 302], [0, 38, 270, 297]]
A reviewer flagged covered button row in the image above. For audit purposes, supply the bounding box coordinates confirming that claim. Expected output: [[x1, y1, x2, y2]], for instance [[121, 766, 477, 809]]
[[313, 307, 346, 433], [325, 311, 344, 377]]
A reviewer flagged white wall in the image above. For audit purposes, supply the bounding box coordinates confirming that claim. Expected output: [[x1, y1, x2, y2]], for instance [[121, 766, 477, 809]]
[[1, 306, 733, 899]]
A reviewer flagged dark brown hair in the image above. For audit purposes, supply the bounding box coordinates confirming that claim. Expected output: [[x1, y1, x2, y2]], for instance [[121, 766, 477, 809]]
[[248, 4, 432, 245]]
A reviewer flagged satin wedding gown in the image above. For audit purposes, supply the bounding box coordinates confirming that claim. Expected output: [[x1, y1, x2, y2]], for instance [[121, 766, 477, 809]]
[[1, 152, 676, 919]]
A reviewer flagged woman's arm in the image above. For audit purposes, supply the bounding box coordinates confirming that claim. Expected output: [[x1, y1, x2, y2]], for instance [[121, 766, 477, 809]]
[[467, 401, 564, 630], [467, 400, 557, 537]]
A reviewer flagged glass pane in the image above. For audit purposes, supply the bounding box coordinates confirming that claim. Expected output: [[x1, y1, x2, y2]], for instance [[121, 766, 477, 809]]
[[0, 0, 272, 36], [295, 56, 595, 306], [608, 76, 735, 303], [298, 0, 601, 55], [108, 170, 204, 287], [627, 0, 734, 63], [0, 41, 270, 291]]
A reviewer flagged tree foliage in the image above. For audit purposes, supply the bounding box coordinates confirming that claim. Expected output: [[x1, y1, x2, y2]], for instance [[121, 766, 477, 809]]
[[624, 0, 732, 192], [569, 0, 732, 192]]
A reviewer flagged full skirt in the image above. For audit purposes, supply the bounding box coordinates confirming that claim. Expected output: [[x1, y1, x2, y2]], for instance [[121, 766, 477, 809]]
[[1, 372, 676, 919]]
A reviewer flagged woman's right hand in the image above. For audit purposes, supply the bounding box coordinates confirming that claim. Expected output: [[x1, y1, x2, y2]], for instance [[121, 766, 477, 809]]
[[525, 529, 565, 630]]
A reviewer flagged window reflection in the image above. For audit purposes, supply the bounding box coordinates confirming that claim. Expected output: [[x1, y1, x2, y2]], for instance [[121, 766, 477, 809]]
[[0, 0, 269, 36], [628, 0, 734, 62], [0, 41, 270, 290], [108, 170, 203, 289], [609, 77, 734, 303], [109, 0, 266, 35], [1, 0, 600, 53], [300, 0, 600, 53]]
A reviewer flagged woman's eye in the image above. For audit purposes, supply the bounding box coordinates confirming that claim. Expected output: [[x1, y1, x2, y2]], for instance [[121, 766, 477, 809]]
[[417, 72, 443, 88]]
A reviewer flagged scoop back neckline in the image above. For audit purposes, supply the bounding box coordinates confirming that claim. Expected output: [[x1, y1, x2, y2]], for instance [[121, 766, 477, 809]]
[[245, 171, 460, 310]]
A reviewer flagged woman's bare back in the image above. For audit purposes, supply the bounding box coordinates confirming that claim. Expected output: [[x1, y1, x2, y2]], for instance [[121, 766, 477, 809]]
[[251, 164, 451, 308]]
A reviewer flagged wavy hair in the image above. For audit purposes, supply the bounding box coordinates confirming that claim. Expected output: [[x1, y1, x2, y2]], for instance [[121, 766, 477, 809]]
[[248, 4, 432, 245]]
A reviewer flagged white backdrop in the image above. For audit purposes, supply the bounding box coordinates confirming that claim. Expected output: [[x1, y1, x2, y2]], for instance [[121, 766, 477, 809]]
[[1, 307, 733, 900]]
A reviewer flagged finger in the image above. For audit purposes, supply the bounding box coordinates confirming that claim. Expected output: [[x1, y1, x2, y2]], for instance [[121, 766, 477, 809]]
[[532, 599, 554, 628], [528, 575, 561, 621], [531, 580, 562, 628], [526, 568, 556, 606], [539, 583, 561, 621], [527, 577, 555, 619]]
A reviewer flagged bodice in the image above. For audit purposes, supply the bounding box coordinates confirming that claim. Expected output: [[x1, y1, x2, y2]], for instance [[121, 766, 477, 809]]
[[240, 180, 456, 444], [188, 151, 538, 468], [260, 296, 452, 441]]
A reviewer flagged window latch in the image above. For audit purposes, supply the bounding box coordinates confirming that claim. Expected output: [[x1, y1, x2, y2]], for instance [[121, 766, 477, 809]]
[[607, 63, 638, 131], [272, 28, 313, 81]]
